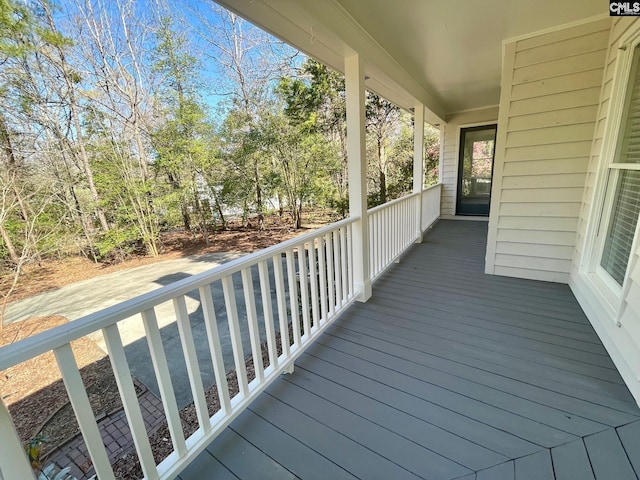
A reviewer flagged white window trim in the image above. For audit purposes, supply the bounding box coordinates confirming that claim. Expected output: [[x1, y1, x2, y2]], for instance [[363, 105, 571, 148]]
[[582, 24, 640, 321]]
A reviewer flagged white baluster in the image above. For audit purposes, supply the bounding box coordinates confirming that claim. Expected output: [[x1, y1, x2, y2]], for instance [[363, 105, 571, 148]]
[[257, 260, 279, 369], [101, 326, 158, 479], [317, 236, 328, 325], [241, 267, 265, 383], [307, 240, 320, 333], [141, 308, 187, 457], [221, 276, 249, 397], [297, 244, 311, 338], [0, 397, 38, 479], [340, 226, 349, 301], [272, 254, 290, 357], [285, 249, 302, 347], [54, 344, 116, 479], [333, 229, 343, 308], [325, 232, 335, 315], [198, 286, 232, 414]]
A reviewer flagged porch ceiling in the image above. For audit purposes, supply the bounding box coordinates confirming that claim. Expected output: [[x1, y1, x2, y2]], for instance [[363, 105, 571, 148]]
[[213, 0, 607, 123]]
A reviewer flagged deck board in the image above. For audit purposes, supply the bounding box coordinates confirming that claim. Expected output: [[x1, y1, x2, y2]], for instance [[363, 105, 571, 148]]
[[316, 330, 577, 447], [584, 428, 638, 479], [514, 450, 554, 480], [291, 356, 508, 471], [181, 220, 640, 479], [477, 461, 515, 480], [551, 439, 595, 480], [222, 409, 356, 480], [327, 323, 621, 432], [304, 341, 542, 458], [618, 420, 640, 475]]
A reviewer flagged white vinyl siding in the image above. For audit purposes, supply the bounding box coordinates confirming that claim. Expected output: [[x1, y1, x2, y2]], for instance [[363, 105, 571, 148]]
[[440, 107, 498, 216], [486, 18, 610, 283], [576, 18, 640, 261], [571, 17, 640, 406]]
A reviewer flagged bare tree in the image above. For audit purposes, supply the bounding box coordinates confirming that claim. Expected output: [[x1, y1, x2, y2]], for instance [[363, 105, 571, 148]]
[[366, 92, 401, 205], [39, 1, 110, 233], [74, 0, 157, 180], [71, 0, 162, 255], [0, 168, 62, 341], [178, 2, 299, 228]]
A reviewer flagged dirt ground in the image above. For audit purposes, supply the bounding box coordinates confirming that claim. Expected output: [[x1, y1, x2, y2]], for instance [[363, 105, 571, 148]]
[[1, 317, 112, 457], [0, 212, 330, 476]]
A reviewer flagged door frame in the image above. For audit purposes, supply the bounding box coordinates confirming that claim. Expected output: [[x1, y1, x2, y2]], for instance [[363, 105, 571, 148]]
[[455, 122, 498, 216]]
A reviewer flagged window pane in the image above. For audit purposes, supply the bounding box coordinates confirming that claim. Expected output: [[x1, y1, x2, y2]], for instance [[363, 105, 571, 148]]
[[619, 45, 640, 164], [601, 170, 640, 285]]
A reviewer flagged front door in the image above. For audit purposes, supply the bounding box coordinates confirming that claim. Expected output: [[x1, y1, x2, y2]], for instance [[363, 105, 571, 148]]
[[456, 125, 497, 216]]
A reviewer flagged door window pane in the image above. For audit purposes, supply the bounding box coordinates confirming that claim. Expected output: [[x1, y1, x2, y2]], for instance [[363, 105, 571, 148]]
[[457, 125, 496, 216]]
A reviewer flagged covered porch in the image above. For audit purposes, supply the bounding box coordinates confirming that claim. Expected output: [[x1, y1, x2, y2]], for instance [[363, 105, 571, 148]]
[[179, 220, 640, 480], [3, 1, 640, 479]]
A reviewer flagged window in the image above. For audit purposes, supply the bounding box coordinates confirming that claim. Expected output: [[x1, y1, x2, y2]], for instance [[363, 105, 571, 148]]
[[598, 44, 640, 288]]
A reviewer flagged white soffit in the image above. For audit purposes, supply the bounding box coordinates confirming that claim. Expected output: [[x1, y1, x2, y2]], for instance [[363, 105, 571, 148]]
[[214, 0, 607, 120]]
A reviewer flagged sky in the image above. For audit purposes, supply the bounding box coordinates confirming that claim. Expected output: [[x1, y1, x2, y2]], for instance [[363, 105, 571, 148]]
[[51, 0, 303, 119]]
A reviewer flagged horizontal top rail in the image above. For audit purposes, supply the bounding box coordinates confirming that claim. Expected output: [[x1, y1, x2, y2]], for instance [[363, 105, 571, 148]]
[[422, 182, 442, 193], [0, 216, 359, 371], [368, 191, 420, 215]]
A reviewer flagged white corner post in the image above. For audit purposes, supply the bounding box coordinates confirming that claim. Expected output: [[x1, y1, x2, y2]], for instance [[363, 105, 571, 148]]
[[0, 399, 36, 480], [345, 53, 372, 302], [438, 123, 445, 185], [413, 102, 425, 243]]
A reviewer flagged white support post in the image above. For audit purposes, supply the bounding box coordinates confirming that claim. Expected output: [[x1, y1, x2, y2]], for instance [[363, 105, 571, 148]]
[[413, 103, 425, 243], [345, 53, 372, 302], [438, 124, 445, 185]]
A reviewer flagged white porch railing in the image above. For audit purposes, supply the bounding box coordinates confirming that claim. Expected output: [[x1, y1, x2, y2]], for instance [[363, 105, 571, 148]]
[[421, 183, 442, 233], [367, 183, 441, 281], [368, 192, 421, 280], [0, 218, 357, 480], [0, 183, 443, 480]]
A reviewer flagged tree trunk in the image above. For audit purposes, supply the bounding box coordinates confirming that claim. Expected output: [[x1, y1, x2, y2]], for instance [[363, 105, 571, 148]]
[[195, 191, 210, 246], [379, 170, 387, 205], [0, 224, 19, 265], [295, 202, 303, 229], [211, 189, 227, 230], [277, 190, 284, 217], [0, 115, 33, 226], [42, 4, 110, 233], [254, 159, 264, 230], [70, 185, 97, 261], [378, 137, 387, 204], [182, 204, 192, 233]]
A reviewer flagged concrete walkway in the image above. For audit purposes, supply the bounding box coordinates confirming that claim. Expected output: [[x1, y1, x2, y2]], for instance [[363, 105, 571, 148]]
[[5, 251, 288, 408], [4, 252, 239, 326]]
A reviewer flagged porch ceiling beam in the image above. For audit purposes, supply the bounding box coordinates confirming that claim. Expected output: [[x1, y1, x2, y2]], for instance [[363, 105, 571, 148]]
[[213, 0, 446, 124]]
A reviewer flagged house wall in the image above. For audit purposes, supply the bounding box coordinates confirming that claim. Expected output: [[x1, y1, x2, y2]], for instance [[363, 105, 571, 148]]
[[485, 18, 611, 283], [440, 107, 499, 216], [571, 17, 640, 405]]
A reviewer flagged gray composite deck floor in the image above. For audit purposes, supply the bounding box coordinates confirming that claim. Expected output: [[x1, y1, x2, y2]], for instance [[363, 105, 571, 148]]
[[179, 220, 640, 480]]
